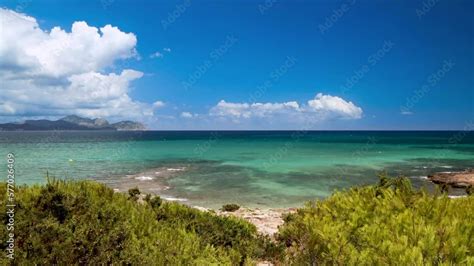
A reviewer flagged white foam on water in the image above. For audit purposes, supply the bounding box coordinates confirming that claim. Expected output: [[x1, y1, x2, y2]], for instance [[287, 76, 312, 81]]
[[135, 176, 153, 181], [411, 175, 428, 180], [167, 167, 185, 172], [162, 196, 188, 202], [440, 165, 453, 169], [193, 206, 209, 212]]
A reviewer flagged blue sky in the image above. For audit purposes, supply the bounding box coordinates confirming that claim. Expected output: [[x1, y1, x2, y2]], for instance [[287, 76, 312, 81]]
[[0, 0, 472, 129]]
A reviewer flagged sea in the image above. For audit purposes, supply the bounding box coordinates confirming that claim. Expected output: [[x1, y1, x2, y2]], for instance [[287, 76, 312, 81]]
[[1, 131, 473, 208]]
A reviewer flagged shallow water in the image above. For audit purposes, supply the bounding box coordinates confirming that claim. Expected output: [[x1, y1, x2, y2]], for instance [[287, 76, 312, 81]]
[[1, 131, 473, 208]]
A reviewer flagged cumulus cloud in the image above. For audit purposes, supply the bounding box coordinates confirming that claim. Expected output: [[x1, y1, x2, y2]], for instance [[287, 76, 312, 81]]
[[210, 100, 300, 119], [163, 48, 171, 52], [0, 8, 152, 121], [180, 112, 194, 118], [153, 101, 165, 108], [307, 93, 362, 119], [209, 94, 362, 122]]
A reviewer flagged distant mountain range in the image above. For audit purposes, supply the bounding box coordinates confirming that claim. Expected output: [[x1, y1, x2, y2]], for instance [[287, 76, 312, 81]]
[[0, 115, 146, 131]]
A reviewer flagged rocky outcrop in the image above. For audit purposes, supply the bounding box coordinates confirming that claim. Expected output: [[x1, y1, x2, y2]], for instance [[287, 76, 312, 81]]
[[428, 169, 474, 188]]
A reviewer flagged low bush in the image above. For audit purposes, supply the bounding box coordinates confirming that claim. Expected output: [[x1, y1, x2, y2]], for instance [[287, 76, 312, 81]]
[[221, 203, 240, 212], [127, 187, 140, 201], [277, 175, 474, 265], [0, 179, 260, 265], [2, 175, 472, 265], [150, 200, 273, 262]]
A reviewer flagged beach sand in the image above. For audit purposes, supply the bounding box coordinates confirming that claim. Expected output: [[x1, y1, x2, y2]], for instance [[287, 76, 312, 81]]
[[217, 207, 296, 236]]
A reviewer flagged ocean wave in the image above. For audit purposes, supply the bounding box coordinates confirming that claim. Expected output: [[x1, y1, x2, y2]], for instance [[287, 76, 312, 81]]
[[167, 167, 185, 172], [162, 196, 188, 202], [135, 176, 154, 181]]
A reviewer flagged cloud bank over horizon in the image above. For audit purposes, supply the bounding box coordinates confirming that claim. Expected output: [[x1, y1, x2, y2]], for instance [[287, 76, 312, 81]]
[[0, 8, 363, 129], [209, 93, 362, 123], [0, 8, 155, 121]]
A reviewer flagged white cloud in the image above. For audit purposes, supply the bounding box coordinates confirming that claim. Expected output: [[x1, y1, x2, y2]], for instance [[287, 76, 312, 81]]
[[0, 8, 152, 121], [153, 101, 165, 108], [0, 9, 138, 77], [180, 112, 194, 118], [307, 93, 362, 119], [210, 100, 301, 119], [163, 48, 171, 52], [401, 110, 413, 115], [150, 51, 163, 59], [209, 94, 362, 122]]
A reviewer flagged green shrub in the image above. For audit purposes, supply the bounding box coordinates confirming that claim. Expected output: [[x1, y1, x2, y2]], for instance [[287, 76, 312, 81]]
[[149, 195, 163, 209], [2, 176, 472, 265], [277, 176, 474, 265], [127, 187, 140, 201], [0, 179, 243, 265], [153, 201, 262, 263], [221, 203, 240, 212]]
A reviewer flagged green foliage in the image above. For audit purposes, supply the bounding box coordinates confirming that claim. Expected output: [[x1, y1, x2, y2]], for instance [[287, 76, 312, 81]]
[[148, 195, 163, 209], [127, 187, 140, 201], [221, 203, 240, 212], [2, 175, 472, 265], [277, 176, 474, 265], [0, 179, 261, 265], [151, 200, 265, 263]]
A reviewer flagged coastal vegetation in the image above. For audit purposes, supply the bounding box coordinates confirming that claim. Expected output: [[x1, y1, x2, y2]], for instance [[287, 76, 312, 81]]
[[221, 203, 241, 212], [277, 175, 474, 265], [1, 175, 473, 265]]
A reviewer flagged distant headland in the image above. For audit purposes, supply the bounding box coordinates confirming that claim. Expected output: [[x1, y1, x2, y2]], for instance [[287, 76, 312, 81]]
[[0, 115, 146, 131]]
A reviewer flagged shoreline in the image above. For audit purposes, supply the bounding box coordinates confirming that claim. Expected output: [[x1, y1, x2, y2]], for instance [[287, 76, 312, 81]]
[[106, 166, 473, 236]]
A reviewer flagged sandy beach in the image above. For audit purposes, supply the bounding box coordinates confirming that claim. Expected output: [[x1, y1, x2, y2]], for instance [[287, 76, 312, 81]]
[[217, 207, 296, 236]]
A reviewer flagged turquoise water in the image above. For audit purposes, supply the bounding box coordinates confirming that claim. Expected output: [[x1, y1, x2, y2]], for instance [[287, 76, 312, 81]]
[[1, 131, 473, 208]]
